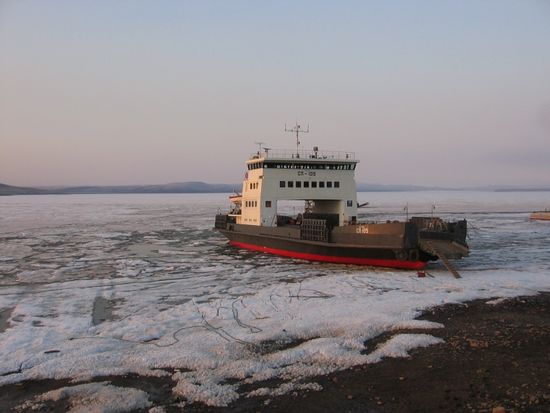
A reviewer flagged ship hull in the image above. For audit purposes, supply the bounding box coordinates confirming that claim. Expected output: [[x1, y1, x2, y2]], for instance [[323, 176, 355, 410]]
[[229, 240, 426, 269], [220, 229, 427, 270]]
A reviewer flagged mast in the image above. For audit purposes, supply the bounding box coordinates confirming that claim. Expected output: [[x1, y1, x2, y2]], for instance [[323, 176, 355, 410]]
[[254, 141, 265, 156], [285, 122, 309, 158]]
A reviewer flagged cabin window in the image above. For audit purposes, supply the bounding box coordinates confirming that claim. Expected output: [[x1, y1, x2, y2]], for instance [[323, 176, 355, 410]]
[[280, 181, 285, 188], [334, 181, 340, 188], [304, 181, 310, 188], [327, 181, 332, 188], [265, 201, 271, 208], [311, 181, 317, 188], [296, 181, 302, 188], [319, 181, 325, 188], [347, 200, 353, 207], [250, 183, 253, 190], [288, 181, 294, 188]]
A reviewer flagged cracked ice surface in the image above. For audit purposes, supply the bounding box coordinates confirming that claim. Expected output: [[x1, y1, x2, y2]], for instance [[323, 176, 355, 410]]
[[1, 193, 550, 407]]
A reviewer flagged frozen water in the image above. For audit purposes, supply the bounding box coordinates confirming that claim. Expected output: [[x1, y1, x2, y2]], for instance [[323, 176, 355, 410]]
[[18, 381, 151, 413], [1, 192, 550, 407]]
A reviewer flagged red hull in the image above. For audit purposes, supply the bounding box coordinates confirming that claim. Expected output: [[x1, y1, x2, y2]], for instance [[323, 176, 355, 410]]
[[229, 240, 427, 270]]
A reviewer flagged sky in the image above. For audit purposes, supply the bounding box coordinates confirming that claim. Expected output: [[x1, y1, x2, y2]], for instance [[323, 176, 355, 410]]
[[1, 0, 550, 187]]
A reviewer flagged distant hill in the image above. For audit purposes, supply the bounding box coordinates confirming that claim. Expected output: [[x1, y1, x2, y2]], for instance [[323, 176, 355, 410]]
[[0, 181, 238, 195], [2, 181, 550, 196], [0, 183, 49, 196], [57, 182, 239, 194]]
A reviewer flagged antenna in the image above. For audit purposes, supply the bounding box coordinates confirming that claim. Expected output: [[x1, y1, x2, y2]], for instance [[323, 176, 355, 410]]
[[254, 141, 265, 155], [285, 121, 309, 158]]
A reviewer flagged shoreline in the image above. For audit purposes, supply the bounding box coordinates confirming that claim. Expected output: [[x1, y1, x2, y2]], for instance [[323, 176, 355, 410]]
[[1, 293, 548, 412]]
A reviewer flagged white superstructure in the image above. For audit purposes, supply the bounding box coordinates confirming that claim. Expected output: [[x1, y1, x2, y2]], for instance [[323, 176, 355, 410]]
[[232, 147, 359, 227]]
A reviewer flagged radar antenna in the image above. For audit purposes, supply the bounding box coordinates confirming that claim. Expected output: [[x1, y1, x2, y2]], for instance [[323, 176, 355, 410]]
[[285, 121, 309, 158]]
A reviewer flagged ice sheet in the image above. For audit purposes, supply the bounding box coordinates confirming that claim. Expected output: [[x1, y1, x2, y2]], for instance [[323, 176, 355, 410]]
[[1, 193, 550, 407]]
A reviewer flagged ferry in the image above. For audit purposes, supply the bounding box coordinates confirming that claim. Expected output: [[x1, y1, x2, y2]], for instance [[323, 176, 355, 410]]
[[215, 125, 469, 273]]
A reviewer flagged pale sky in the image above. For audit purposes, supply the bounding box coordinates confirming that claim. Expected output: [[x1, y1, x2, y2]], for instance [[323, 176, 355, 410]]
[[1, 0, 549, 187]]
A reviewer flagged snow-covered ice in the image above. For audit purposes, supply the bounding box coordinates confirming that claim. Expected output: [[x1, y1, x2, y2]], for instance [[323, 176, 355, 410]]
[[17, 382, 151, 413], [1, 193, 549, 407]]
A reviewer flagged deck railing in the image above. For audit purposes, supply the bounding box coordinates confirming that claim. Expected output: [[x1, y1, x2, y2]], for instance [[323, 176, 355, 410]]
[[250, 148, 356, 161]]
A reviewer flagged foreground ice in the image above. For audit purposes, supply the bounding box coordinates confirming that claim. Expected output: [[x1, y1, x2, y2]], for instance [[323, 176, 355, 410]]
[[1, 269, 548, 406], [18, 382, 151, 413], [1, 193, 550, 408]]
